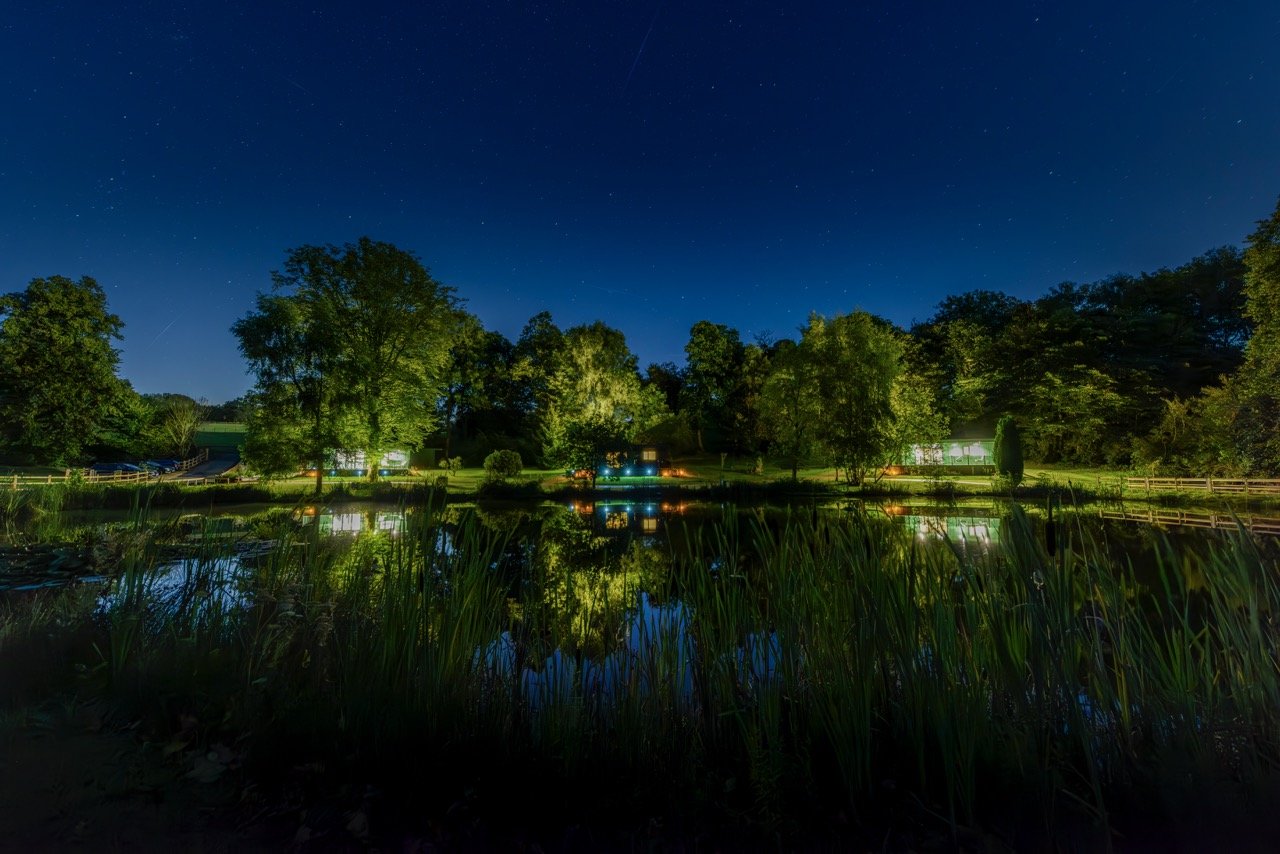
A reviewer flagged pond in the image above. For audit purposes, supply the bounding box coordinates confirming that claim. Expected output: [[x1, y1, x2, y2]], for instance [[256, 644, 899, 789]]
[[5, 494, 1280, 840], [3, 496, 1278, 597]]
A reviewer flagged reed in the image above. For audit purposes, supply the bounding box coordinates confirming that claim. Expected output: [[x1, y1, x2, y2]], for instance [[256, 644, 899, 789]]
[[6, 495, 1279, 844]]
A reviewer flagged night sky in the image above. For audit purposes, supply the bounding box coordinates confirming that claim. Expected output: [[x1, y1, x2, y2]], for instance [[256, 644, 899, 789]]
[[3, 2, 1278, 403]]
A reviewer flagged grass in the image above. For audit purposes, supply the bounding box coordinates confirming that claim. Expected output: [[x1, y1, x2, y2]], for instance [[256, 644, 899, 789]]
[[4, 498, 1280, 847]]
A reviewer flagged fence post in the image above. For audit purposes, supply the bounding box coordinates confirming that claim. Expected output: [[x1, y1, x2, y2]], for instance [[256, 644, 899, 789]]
[[1206, 477, 1213, 494]]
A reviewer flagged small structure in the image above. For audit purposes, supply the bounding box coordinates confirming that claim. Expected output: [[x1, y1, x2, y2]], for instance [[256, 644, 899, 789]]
[[325, 448, 411, 476], [892, 439, 995, 475]]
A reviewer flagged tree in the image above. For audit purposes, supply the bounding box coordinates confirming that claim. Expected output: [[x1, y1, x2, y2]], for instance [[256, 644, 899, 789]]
[[0, 275, 129, 465], [884, 367, 948, 475], [234, 292, 350, 493], [205, 396, 251, 423], [541, 322, 666, 469], [235, 238, 463, 490], [276, 238, 462, 481], [804, 312, 903, 484], [680, 321, 745, 451], [1023, 368, 1125, 463], [758, 339, 820, 480], [148, 395, 207, 458], [993, 415, 1024, 488], [1222, 197, 1280, 473]]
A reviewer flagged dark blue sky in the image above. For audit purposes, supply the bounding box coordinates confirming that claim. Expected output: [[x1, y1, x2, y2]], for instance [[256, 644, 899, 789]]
[[3, 1, 1278, 402]]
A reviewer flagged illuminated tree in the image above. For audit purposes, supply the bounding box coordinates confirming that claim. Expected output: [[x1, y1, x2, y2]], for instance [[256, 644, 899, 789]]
[[0, 275, 129, 465], [884, 367, 948, 474], [804, 311, 902, 484], [1218, 196, 1280, 473], [234, 292, 349, 493], [759, 339, 820, 480], [235, 238, 463, 488], [541, 321, 666, 470]]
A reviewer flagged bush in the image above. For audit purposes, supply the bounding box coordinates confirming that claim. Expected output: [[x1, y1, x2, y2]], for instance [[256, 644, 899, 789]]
[[483, 449, 523, 482]]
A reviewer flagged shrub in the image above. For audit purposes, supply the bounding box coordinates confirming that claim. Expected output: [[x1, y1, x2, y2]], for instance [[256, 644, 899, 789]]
[[483, 449, 523, 482], [993, 415, 1024, 488]]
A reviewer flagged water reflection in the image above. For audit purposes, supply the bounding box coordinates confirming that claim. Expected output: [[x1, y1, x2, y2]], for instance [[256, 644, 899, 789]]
[[297, 507, 406, 535], [566, 499, 692, 537], [882, 504, 1002, 547], [97, 555, 249, 622]]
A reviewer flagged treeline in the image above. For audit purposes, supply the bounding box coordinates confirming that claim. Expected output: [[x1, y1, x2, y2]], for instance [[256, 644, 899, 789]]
[[0, 275, 206, 467], [2, 199, 1278, 477], [417, 199, 1280, 477]]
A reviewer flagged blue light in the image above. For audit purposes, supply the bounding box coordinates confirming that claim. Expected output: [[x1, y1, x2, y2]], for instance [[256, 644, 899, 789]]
[[646, 467, 655, 476], [600, 466, 610, 475], [380, 469, 388, 476], [624, 467, 633, 476]]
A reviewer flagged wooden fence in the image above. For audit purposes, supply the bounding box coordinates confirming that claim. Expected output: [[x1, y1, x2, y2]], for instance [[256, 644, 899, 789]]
[[6, 449, 213, 490], [1100, 508, 1280, 536], [1124, 477, 1280, 496]]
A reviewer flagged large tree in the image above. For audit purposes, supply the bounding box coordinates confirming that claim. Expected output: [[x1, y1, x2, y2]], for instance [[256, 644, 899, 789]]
[[0, 275, 129, 465], [680, 320, 745, 452], [541, 321, 666, 469], [1218, 197, 1280, 473], [804, 311, 903, 484], [234, 292, 349, 493], [234, 238, 461, 489], [758, 339, 820, 480]]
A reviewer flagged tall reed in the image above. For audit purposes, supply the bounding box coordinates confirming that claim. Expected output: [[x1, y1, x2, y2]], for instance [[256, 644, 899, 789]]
[[24, 496, 1279, 844]]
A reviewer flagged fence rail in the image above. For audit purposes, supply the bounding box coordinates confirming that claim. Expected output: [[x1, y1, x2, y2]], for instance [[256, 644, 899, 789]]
[[1100, 508, 1280, 536], [1124, 477, 1280, 495], [6, 449, 213, 490]]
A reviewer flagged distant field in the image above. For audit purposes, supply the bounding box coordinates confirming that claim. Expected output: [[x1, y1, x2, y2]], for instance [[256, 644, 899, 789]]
[[195, 422, 246, 453]]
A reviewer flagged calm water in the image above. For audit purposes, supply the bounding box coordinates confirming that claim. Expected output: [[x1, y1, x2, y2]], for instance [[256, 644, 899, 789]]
[[3, 497, 1277, 595]]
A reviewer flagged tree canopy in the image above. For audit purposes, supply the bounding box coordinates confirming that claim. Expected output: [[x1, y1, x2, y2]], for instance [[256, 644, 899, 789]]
[[233, 238, 461, 490], [0, 275, 129, 465]]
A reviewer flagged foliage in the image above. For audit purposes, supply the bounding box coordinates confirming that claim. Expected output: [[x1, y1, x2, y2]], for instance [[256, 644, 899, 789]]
[[884, 362, 948, 471], [803, 311, 902, 484], [1218, 196, 1280, 474], [234, 238, 462, 490], [233, 292, 349, 490], [758, 339, 820, 480], [482, 449, 523, 481], [149, 395, 207, 457], [0, 276, 130, 465], [993, 415, 1024, 487], [14, 504, 1280, 846], [680, 320, 745, 452], [541, 322, 666, 468]]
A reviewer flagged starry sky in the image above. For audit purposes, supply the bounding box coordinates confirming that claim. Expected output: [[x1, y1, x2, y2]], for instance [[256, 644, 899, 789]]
[[2, 1, 1278, 403]]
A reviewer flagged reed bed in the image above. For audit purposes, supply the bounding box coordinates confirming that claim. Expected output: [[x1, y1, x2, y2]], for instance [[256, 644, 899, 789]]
[[4, 497, 1279, 847]]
